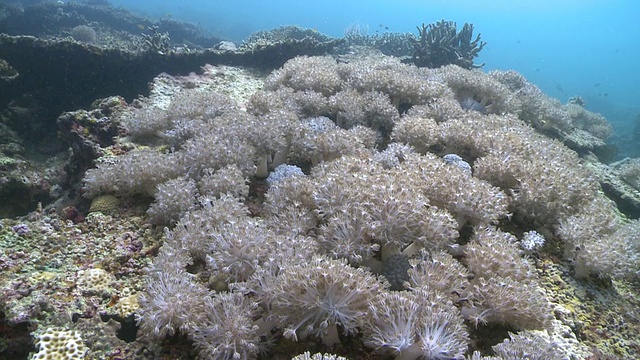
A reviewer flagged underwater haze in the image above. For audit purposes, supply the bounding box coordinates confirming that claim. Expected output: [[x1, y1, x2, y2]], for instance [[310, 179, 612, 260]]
[[108, 0, 640, 134], [4, 1, 640, 358]]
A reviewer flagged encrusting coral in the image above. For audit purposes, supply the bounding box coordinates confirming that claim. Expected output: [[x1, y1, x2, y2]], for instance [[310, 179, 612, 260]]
[[76, 52, 636, 359]]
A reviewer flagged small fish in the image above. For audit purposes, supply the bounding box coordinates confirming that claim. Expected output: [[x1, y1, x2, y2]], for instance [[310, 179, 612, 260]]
[[384, 26, 389, 30], [604, 93, 608, 97], [593, 83, 601, 87], [136, 24, 145, 30]]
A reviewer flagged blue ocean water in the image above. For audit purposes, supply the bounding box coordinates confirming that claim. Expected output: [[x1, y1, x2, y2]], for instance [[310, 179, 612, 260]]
[[108, 0, 640, 132]]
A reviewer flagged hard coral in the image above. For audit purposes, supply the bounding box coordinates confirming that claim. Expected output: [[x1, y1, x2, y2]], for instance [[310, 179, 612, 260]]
[[31, 327, 89, 360], [412, 20, 486, 69]]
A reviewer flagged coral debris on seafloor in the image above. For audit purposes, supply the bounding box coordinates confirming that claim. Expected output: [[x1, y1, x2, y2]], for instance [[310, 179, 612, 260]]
[[1, 46, 640, 360]]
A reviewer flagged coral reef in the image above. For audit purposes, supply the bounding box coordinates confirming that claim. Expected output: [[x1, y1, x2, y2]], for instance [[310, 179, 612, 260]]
[[31, 327, 89, 359], [412, 20, 486, 69], [70, 25, 97, 44], [614, 157, 640, 190], [1, 49, 639, 360]]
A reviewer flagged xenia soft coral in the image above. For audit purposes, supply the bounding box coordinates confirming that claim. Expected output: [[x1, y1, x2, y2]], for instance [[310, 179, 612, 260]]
[[364, 287, 469, 360], [137, 268, 209, 339], [267, 255, 388, 347], [311, 154, 460, 261], [191, 292, 261, 360], [461, 226, 553, 330], [105, 54, 626, 358]]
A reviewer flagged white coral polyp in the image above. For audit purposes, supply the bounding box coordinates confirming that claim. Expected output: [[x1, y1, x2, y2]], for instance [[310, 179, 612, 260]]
[[271, 255, 387, 347]]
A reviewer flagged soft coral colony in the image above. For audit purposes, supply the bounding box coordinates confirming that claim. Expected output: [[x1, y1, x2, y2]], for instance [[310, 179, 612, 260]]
[[82, 54, 635, 359]]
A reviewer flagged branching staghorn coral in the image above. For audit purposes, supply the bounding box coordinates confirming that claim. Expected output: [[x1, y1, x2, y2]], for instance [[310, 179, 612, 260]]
[[412, 20, 486, 69]]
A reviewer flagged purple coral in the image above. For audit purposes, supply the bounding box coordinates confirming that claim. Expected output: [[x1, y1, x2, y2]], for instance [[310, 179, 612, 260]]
[[11, 224, 30, 236]]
